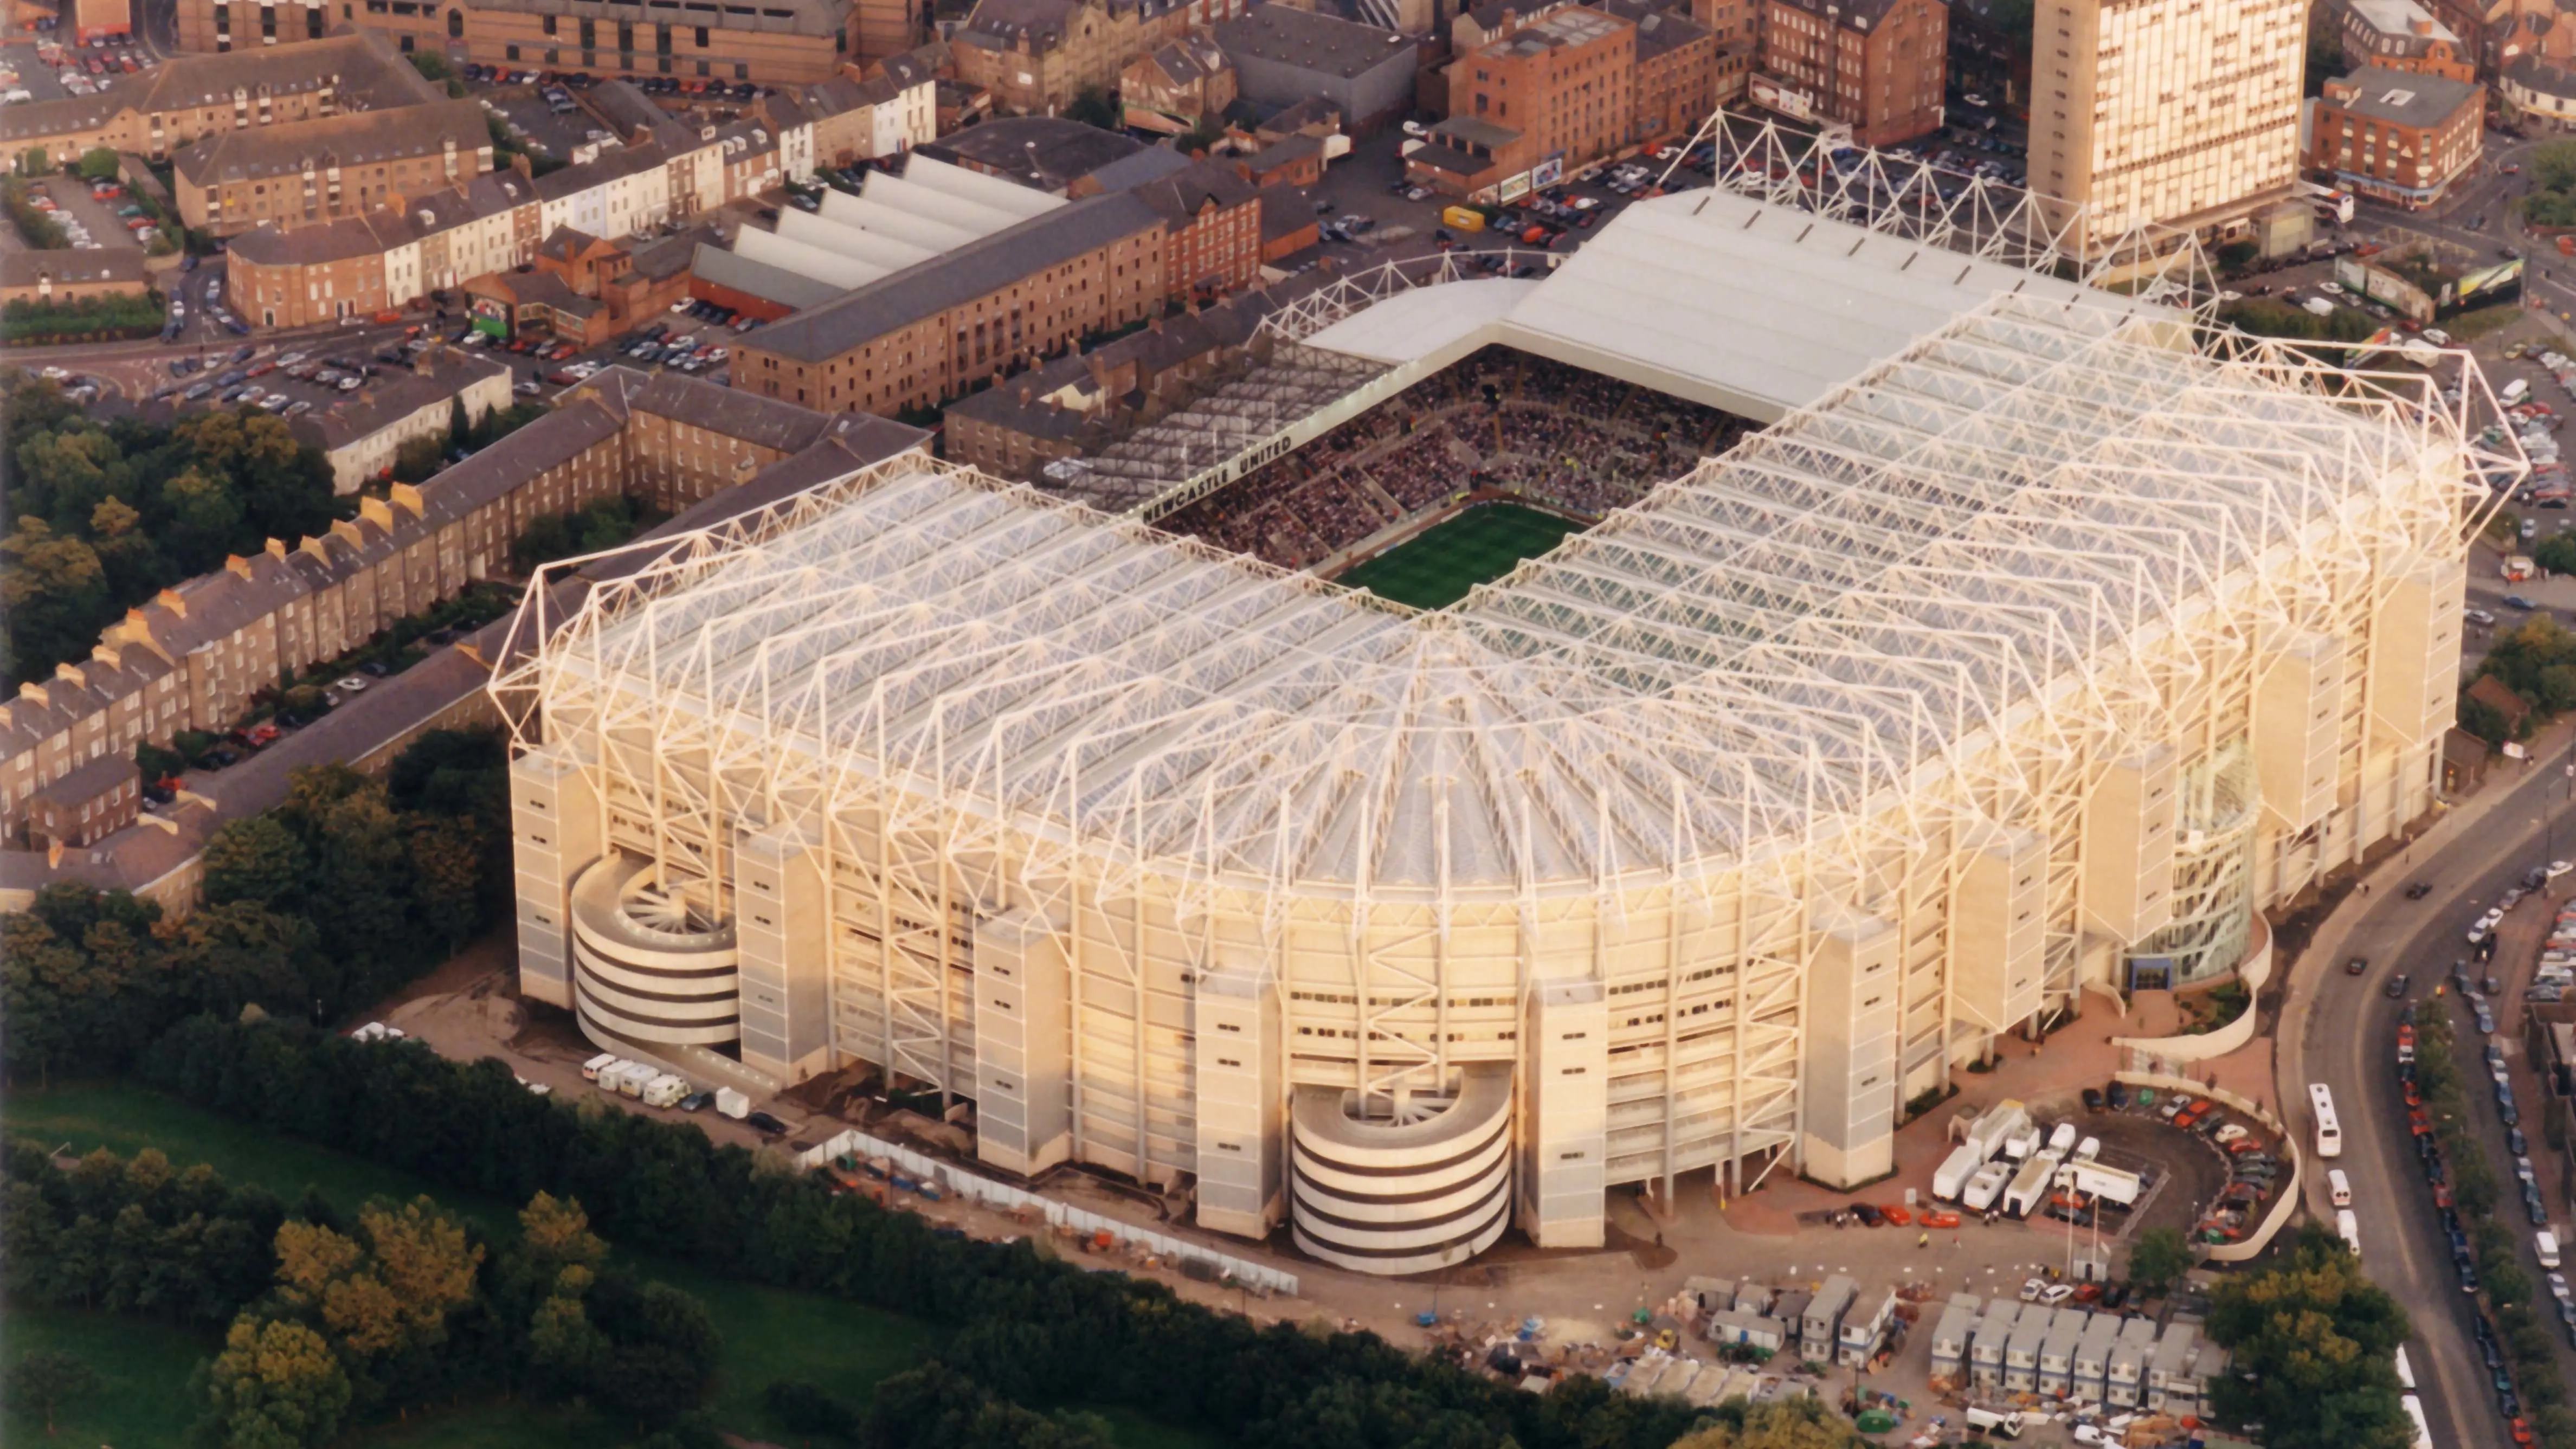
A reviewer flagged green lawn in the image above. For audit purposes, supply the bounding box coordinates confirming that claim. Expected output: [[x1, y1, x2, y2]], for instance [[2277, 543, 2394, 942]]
[[4, 1306, 214, 1447], [3, 1081, 1210, 1448], [1335, 503, 1583, 610]]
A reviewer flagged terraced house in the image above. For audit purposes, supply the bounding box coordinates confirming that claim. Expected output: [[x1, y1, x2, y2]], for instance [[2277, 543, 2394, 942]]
[[0, 370, 923, 848], [174, 98, 495, 235], [0, 31, 445, 168], [172, 0, 924, 80]]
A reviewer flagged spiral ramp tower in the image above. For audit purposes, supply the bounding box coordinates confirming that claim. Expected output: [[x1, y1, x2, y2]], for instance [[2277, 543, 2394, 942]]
[[1289, 1066, 1516, 1274], [567, 853, 741, 1047]]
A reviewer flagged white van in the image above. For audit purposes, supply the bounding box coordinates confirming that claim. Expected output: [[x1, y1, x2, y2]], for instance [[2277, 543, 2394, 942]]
[[2329, 1169, 2352, 1207], [2541, 1231, 2562, 1270], [2336, 1209, 2361, 1257], [2395, 1345, 2416, 1392], [2506, 377, 2534, 405]]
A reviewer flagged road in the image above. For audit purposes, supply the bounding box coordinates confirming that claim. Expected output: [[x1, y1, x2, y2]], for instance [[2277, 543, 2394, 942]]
[[2350, 128, 2576, 323], [2304, 745, 2576, 1449]]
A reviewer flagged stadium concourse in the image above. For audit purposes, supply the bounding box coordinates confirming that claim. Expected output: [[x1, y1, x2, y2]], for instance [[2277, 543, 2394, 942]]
[[495, 170, 2507, 1278]]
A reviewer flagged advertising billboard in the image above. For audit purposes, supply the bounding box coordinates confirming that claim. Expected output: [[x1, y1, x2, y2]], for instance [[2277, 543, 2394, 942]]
[[469, 295, 512, 339], [1530, 154, 1564, 190]]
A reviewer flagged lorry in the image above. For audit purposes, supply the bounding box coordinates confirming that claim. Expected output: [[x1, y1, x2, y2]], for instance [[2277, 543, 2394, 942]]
[[641, 1073, 690, 1108], [610, 1061, 656, 1097]]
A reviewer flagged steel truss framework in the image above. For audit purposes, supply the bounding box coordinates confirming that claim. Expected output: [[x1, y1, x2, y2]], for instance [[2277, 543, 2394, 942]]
[[1660, 110, 2220, 309], [494, 297, 2509, 1221]]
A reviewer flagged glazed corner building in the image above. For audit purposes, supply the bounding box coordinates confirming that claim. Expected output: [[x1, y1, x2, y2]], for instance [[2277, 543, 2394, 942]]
[[495, 290, 2490, 1276]]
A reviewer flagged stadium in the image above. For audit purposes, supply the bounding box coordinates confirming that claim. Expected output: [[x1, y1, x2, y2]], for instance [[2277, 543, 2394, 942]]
[[495, 130, 2506, 1276]]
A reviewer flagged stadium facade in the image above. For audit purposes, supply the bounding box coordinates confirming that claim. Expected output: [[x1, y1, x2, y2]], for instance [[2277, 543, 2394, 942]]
[[497, 193, 2498, 1274]]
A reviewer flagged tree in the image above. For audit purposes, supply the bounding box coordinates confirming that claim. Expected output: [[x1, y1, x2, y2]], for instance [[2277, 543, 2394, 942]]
[[1667, 1396, 1854, 1449], [1066, 85, 1119, 130], [2126, 1226, 2192, 1294], [191, 1317, 352, 1449], [160, 466, 247, 565], [1, 516, 110, 686], [73, 148, 119, 182], [2206, 1223, 2414, 1449], [202, 816, 308, 910], [5, 1349, 101, 1435]]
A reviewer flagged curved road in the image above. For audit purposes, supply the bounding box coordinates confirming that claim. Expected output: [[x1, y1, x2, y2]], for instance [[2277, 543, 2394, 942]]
[[2303, 749, 2575, 1448]]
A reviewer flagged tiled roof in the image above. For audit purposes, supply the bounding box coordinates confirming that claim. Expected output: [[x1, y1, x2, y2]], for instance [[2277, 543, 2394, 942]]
[[743, 191, 1165, 364], [920, 115, 1147, 192], [0, 31, 443, 146], [175, 99, 491, 186], [0, 249, 151, 288], [291, 350, 510, 452]]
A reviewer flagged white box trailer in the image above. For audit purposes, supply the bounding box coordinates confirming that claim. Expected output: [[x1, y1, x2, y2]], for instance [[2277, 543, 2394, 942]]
[[610, 1062, 656, 1097], [2004, 1150, 2063, 1217], [2060, 1157, 2142, 1207], [1934, 1142, 1986, 1200], [715, 1086, 751, 1119], [1963, 1100, 2030, 1159], [1963, 1162, 2012, 1212]]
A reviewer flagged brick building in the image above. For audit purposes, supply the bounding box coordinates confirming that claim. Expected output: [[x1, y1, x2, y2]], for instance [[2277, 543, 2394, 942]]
[[730, 190, 1170, 413], [170, 0, 916, 82], [1122, 33, 1238, 133], [1755, 0, 1946, 146], [26, 755, 141, 849], [944, 285, 1273, 479], [1413, 2, 1724, 196], [174, 98, 494, 235], [0, 31, 445, 169], [1131, 154, 1261, 297], [199, 93, 857, 330], [289, 348, 516, 491], [950, 0, 1220, 116], [0, 370, 929, 841], [0, 249, 152, 306], [1598, 0, 1727, 146], [2336, 0, 2476, 83], [2306, 67, 2483, 209]]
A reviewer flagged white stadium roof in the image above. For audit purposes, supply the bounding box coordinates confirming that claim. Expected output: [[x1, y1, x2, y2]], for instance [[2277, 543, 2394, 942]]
[[517, 295, 2477, 904], [734, 153, 1064, 293], [1302, 188, 2185, 423]]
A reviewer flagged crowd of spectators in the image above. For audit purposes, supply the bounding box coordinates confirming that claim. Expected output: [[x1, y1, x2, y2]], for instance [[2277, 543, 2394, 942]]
[[1161, 348, 1747, 572]]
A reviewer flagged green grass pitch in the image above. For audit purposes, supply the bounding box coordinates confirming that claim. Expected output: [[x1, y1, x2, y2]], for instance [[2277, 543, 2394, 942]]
[[1334, 503, 1583, 610]]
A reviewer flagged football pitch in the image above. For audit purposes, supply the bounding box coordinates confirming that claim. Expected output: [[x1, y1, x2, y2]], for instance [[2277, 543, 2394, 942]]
[[1334, 503, 1583, 610]]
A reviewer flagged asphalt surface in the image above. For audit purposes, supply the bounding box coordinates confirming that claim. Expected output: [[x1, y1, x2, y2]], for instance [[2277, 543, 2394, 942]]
[[2304, 751, 2576, 1449]]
